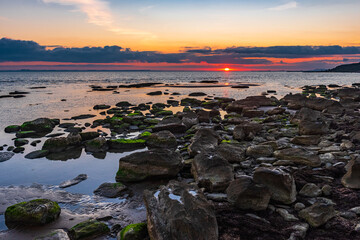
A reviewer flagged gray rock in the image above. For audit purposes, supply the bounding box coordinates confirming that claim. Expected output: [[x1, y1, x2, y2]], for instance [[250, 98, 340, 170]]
[[146, 130, 177, 149], [25, 150, 49, 159], [276, 208, 299, 221], [0, 152, 15, 162], [274, 148, 321, 167], [299, 183, 322, 197], [246, 145, 273, 158], [93, 182, 127, 198], [294, 202, 306, 211], [288, 223, 309, 240], [215, 143, 247, 163], [188, 128, 220, 157], [342, 156, 360, 189], [84, 137, 108, 152], [35, 229, 70, 240], [59, 174, 87, 188], [299, 201, 336, 227]]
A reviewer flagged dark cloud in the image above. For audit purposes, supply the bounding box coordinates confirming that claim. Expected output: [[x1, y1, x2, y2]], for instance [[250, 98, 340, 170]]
[[1, 38, 360, 66]]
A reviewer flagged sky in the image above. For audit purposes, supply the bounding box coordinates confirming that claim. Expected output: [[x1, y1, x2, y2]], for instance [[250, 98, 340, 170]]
[[0, 0, 360, 71]]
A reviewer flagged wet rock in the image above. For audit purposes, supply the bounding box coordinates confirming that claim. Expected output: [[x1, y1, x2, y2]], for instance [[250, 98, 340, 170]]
[[146, 130, 177, 149], [14, 138, 29, 147], [147, 91, 162, 96], [13, 147, 25, 153], [191, 151, 234, 192], [25, 150, 49, 159], [0, 152, 15, 162], [291, 135, 320, 146], [152, 117, 187, 133], [189, 92, 207, 96], [299, 200, 336, 227], [188, 128, 220, 157], [299, 183, 322, 197], [143, 180, 218, 240], [266, 107, 285, 115], [93, 104, 111, 110], [274, 148, 321, 167], [215, 143, 247, 163], [196, 110, 211, 123], [68, 220, 110, 240], [116, 149, 183, 182], [16, 130, 40, 138], [253, 167, 297, 204], [5, 199, 61, 228], [85, 137, 108, 152], [20, 118, 57, 135], [80, 131, 100, 141], [294, 202, 306, 211], [226, 176, 271, 211], [71, 114, 96, 120], [246, 145, 273, 158], [234, 122, 262, 140], [94, 182, 127, 198], [108, 139, 146, 151], [59, 174, 87, 188], [4, 125, 21, 133], [118, 223, 148, 240], [35, 229, 70, 240], [342, 156, 360, 189]]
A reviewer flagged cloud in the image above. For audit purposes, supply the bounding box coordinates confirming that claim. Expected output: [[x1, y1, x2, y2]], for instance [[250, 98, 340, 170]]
[[42, 0, 151, 36], [269, 1, 298, 11]]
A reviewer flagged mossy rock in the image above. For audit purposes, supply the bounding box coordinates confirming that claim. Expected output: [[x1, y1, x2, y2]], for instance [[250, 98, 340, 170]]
[[14, 138, 29, 147], [21, 118, 56, 133], [154, 110, 173, 117], [80, 131, 100, 141], [116, 168, 147, 182], [108, 139, 146, 150], [4, 125, 21, 133], [15, 130, 39, 138], [42, 137, 69, 153], [68, 220, 109, 240], [118, 223, 148, 240], [93, 182, 127, 198], [5, 199, 61, 228]]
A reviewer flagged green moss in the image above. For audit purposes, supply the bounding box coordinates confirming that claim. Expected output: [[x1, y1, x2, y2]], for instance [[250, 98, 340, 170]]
[[155, 110, 173, 116], [221, 140, 239, 144], [69, 220, 109, 240], [4, 125, 21, 133], [144, 118, 160, 124], [128, 112, 142, 116], [116, 168, 146, 181], [110, 139, 146, 144], [140, 131, 151, 137], [119, 223, 148, 240]]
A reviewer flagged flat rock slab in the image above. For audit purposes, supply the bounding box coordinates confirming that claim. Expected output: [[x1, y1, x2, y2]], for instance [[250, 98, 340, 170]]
[[0, 152, 15, 162]]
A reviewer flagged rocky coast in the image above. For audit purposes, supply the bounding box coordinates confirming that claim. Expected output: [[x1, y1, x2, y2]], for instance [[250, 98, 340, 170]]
[[2, 83, 360, 239]]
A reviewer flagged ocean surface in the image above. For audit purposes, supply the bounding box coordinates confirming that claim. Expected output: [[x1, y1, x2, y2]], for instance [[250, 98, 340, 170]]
[[0, 71, 360, 238]]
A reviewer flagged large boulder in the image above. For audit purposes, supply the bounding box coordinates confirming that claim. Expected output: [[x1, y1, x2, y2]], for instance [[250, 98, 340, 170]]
[[253, 167, 297, 204], [191, 151, 234, 192], [146, 130, 177, 149], [116, 150, 184, 182], [188, 128, 220, 157], [143, 181, 218, 240], [274, 148, 321, 167], [226, 176, 271, 211], [68, 220, 110, 240], [342, 156, 360, 189], [215, 143, 247, 163], [5, 199, 61, 228], [299, 201, 336, 227]]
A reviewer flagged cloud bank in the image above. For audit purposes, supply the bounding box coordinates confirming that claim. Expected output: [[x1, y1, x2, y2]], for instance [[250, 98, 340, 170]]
[[269, 1, 298, 11]]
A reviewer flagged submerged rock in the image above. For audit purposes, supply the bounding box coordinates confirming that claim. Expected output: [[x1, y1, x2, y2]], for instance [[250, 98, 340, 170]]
[[35, 229, 70, 240], [68, 220, 110, 240], [143, 180, 218, 240], [4, 125, 21, 133], [94, 182, 127, 198], [5, 199, 61, 228], [116, 149, 184, 182], [85, 137, 108, 152], [59, 174, 87, 188], [226, 176, 271, 211], [25, 150, 49, 159], [0, 152, 15, 162], [118, 223, 149, 240]]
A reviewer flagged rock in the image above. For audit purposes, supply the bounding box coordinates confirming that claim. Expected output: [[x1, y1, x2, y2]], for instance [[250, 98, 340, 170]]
[[288, 223, 309, 240], [25, 150, 49, 159], [35, 229, 70, 240], [143, 180, 218, 240], [16, 130, 40, 138], [13, 147, 25, 153], [5, 199, 61, 228], [68, 220, 110, 240], [206, 193, 228, 202], [342, 156, 360, 189], [266, 107, 285, 115], [20, 118, 56, 134], [233, 126, 245, 140], [246, 145, 273, 158], [189, 92, 207, 96], [299, 183, 322, 197], [94, 182, 127, 198], [108, 139, 146, 151], [294, 202, 306, 211], [117, 223, 148, 240], [243, 109, 264, 118], [276, 208, 299, 221], [191, 151, 234, 192], [152, 117, 187, 133], [321, 185, 332, 196], [299, 201, 336, 227], [253, 167, 297, 204], [226, 176, 271, 211], [147, 91, 162, 96], [196, 110, 210, 123], [80, 131, 100, 141], [215, 143, 246, 163], [14, 138, 29, 147], [116, 150, 183, 182], [85, 137, 108, 152], [274, 148, 321, 167], [93, 104, 111, 110], [59, 174, 87, 188], [233, 122, 262, 140], [4, 125, 21, 133], [71, 114, 96, 120], [188, 128, 220, 157], [0, 152, 15, 162], [146, 130, 177, 149], [291, 135, 320, 146], [299, 121, 329, 135]]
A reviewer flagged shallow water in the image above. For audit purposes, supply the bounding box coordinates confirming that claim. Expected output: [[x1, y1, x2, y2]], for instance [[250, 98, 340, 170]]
[[0, 71, 360, 239]]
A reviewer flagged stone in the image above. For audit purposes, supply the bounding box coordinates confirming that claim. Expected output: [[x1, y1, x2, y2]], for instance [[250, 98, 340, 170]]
[[188, 128, 220, 157], [68, 220, 110, 240], [35, 229, 70, 240], [299, 183, 322, 197], [152, 117, 187, 133], [116, 149, 184, 182], [321, 185, 332, 196], [25, 150, 49, 159], [0, 152, 15, 162], [246, 145, 273, 158], [274, 148, 321, 167], [80, 131, 100, 141], [94, 182, 127, 198], [93, 104, 111, 110], [288, 223, 309, 240], [59, 174, 87, 188], [226, 176, 271, 211], [117, 223, 148, 240], [71, 114, 96, 120], [147, 91, 162, 96], [5, 199, 61, 228], [13, 147, 25, 153], [276, 208, 299, 221], [146, 130, 177, 149], [215, 143, 247, 163], [253, 167, 297, 204], [299, 201, 336, 227], [342, 156, 360, 189], [242, 109, 264, 118], [108, 139, 146, 151], [266, 107, 285, 115], [85, 137, 108, 152], [143, 181, 218, 240], [291, 135, 320, 146], [4, 125, 21, 133], [191, 151, 234, 192], [294, 202, 306, 211], [20, 118, 56, 134]]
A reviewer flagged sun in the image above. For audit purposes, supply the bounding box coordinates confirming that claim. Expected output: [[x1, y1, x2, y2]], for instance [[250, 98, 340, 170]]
[[224, 68, 230, 71]]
